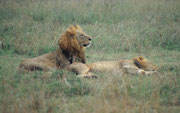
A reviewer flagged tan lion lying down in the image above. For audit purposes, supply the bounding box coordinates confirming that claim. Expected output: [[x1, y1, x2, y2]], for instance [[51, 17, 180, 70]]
[[69, 56, 158, 78], [19, 25, 92, 72]]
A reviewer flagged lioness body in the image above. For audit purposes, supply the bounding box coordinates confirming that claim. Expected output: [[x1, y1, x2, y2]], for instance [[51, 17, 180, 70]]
[[19, 25, 92, 72], [69, 56, 158, 77], [88, 61, 121, 72]]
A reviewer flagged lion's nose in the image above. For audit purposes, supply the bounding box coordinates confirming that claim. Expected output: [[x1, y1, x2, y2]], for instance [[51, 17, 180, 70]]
[[89, 38, 92, 41]]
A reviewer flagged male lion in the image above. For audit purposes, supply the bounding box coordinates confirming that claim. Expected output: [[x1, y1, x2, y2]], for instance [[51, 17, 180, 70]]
[[19, 25, 92, 72], [69, 56, 158, 78]]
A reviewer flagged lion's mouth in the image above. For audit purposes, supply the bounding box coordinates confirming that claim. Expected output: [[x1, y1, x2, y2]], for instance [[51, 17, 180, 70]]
[[83, 43, 91, 47]]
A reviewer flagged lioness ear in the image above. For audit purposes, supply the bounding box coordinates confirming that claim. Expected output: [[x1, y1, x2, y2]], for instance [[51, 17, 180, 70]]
[[134, 56, 148, 69], [138, 56, 144, 61]]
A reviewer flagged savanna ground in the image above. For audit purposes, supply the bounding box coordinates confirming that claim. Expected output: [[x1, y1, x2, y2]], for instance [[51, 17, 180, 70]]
[[0, 0, 180, 113]]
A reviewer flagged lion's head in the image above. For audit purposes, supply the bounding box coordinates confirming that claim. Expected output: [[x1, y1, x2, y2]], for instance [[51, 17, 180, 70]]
[[58, 25, 92, 52], [133, 56, 158, 71]]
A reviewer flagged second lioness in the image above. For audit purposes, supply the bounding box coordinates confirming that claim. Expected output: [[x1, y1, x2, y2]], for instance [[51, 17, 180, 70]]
[[69, 56, 158, 78]]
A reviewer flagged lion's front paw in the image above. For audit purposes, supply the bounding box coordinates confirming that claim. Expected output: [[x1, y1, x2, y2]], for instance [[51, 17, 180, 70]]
[[77, 73, 97, 79], [84, 75, 97, 79]]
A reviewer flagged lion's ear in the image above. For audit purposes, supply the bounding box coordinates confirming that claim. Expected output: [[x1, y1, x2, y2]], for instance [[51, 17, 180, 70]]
[[65, 25, 78, 38], [66, 30, 74, 38]]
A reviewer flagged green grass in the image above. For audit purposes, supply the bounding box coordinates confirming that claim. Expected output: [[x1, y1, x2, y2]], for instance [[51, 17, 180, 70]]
[[0, 0, 180, 113]]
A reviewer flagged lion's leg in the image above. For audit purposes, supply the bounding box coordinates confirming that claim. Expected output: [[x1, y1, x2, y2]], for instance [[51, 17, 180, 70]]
[[123, 65, 159, 75], [69, 62, 97, 78], [19, 60, 53, 72], [144, 71, 159, 75], [77, 52, 86, 63], [123, 65, 145, 75]]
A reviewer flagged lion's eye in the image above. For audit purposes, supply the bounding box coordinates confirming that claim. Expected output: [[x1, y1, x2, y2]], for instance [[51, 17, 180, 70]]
[[80, 34, 84, 37]]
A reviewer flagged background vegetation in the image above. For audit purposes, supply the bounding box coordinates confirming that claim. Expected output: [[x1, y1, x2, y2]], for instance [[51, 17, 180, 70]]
[[0, 0, 180, 113]]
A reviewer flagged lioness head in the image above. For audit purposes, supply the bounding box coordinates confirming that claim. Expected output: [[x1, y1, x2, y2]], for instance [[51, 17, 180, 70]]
[[134, 56, 158, 71]]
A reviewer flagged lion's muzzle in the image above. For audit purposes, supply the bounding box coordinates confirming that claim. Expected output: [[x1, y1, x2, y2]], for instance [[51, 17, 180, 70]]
[[83, 42, 91, 47]]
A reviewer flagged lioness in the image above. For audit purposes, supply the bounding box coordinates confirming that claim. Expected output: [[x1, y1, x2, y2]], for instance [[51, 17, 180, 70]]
[[69, 56, 158, 78]]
